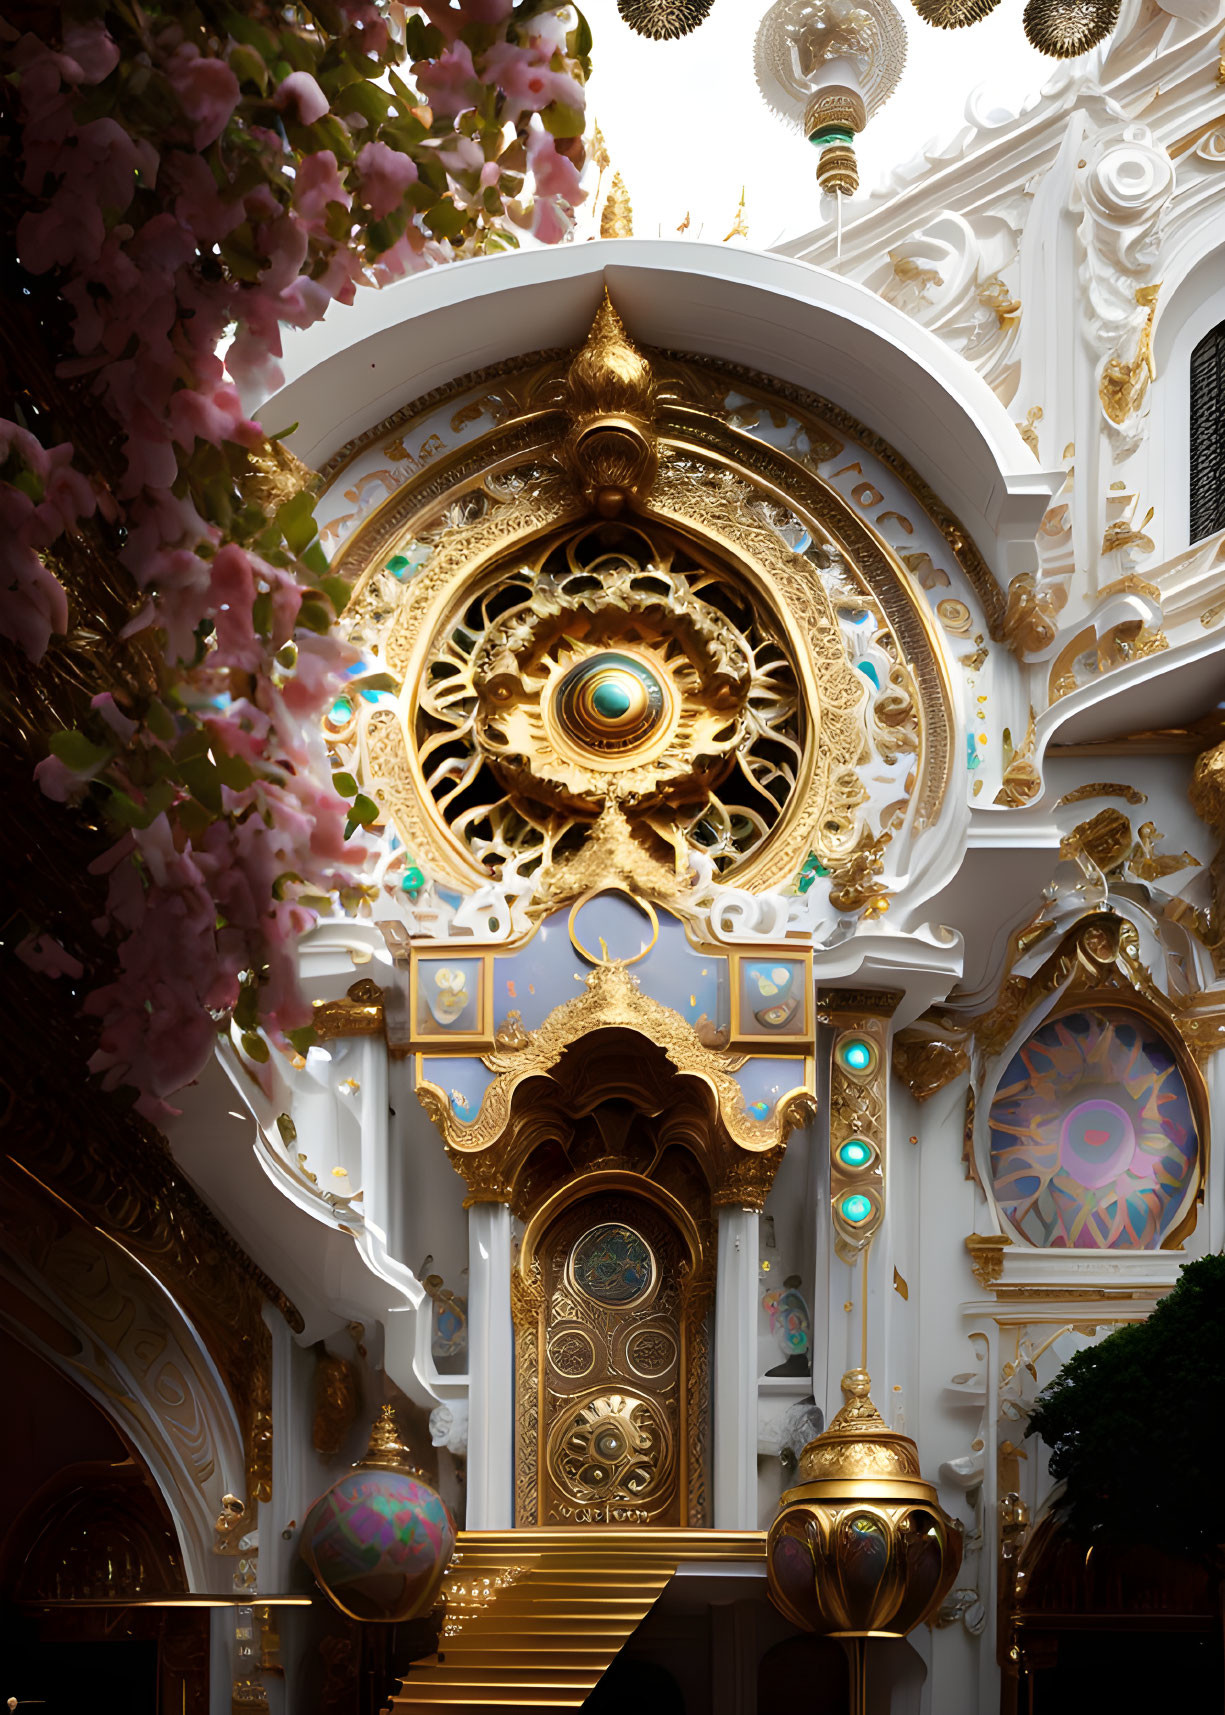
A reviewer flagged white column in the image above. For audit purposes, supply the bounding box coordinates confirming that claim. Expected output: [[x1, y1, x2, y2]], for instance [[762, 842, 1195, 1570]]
[[466, 1200, 514, 1528], [713, 1204, 759, 1529]]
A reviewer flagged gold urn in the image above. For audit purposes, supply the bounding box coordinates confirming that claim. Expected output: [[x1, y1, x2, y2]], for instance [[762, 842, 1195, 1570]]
[[767, 1369, 963, 1638]]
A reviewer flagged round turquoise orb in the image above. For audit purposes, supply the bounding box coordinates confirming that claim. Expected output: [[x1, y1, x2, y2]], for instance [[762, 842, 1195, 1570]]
[[841, 1193, 873, 1225], [300, 1467, 455, 1623], [839, 1039, 874, 1073], [591, 678, 634, 719], [838, 1139, 873, 1169]]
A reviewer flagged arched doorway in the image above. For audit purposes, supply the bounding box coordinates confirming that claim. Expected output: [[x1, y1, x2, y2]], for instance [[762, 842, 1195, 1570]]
[[536, 1185, 690, 1526]]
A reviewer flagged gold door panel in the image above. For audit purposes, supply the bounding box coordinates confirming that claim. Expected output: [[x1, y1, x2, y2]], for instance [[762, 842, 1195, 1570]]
[[538, 1197, 685, 1526]]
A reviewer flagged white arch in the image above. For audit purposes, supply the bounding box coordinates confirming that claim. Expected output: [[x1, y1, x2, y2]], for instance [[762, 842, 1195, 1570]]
[[255, 239, 1054, 582], [0, 1224, 247, 1589]]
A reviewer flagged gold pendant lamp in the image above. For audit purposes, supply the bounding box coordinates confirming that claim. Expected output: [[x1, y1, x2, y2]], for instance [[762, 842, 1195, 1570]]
[[617, 0, 717, 38]]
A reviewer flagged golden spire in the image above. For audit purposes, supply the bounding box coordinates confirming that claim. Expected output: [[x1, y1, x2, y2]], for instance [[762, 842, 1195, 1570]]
[[795, 1369, 923, 1486], [600, 172, 634, 239], [723, 186, 749, 243], [561, 292, 658, 516], [356, 1403, 425, 1476]]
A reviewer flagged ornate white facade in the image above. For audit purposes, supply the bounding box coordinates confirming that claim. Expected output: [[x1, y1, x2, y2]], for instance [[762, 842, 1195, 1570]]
[[149, 3, 1225, 1707]]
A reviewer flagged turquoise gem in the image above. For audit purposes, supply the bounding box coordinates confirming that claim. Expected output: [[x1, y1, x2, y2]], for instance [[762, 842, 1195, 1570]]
[[856, 661, 880, 689], [838, 1139, 872, 1168], [387, 554, 409, 575], [400, 866, 424, 893], [329, 696, 353, 724], [841, 1193, 873, 1225], [591, 678, 633, 719], [840, 1039, 873, 1072]]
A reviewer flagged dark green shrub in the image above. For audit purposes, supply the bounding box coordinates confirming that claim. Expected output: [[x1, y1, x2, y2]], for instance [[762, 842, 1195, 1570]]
[[1026, 1252, 1225, 1560]]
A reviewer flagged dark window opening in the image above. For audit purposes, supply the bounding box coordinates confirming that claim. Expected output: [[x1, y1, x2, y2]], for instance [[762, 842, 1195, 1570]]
[[1190, 318, 1225, 543]]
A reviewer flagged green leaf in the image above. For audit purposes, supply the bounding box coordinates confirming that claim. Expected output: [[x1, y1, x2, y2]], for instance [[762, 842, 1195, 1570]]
[[331, 772, 359, 798], [276, 1112, 298, 1144], [321, 575, 352, 615], [341, 80, 393, 126], [234, 981, 260, 1031], [540, 100, 585, 139], [403, 15, 445, 59], [146, 701, 177, 743], [49, 730, 113, 773], [241, 1031, 271, 1063], [344, 793, 379, 838], [424, 197, 469, 240], [301, 539, 330, 578], [297, 599, 333, 635], [367, 206, 410, 253], [287, 1027, 318, 1055]]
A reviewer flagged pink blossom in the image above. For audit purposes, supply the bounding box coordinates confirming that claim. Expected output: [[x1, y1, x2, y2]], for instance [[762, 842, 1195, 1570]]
[[414, 40, 479, 118], [168, 384, 262, 452], [61, 20, 121, 85], [2, 0, 589, 1114], [294, 150, 352, 223], [480, 41, 582, 125], [0, 535, 68, 658], [527, 126, 583, 205], [17, 932, 85, 980], [418, 0, 512, 37], [91, 692, 139, 742], [355, 141, 419, 218], [210, 543, 260, 669], [275, 71, 330, 125], [33, 749, 107, 802], [166, 47, 241, 148]]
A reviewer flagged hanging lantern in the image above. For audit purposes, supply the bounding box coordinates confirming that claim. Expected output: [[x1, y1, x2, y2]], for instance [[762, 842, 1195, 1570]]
[[767, 1370, 963, 1711], [910, 0, 1001, 25], [617, 0, 717, 39], [1022, 0, 1121, 56], [756, 0, 906, 198], [300, 1404, 456, 1624]]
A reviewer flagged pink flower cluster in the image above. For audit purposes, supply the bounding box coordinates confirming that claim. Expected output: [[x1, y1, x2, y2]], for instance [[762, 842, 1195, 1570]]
[[4, 1, 588, 1112]]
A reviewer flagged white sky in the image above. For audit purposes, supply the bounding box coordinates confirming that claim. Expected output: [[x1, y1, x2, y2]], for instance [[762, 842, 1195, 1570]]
[[577, 0, 1060, 248]]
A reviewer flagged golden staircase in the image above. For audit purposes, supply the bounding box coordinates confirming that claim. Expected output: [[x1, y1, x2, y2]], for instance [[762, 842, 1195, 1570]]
[[390, 1528, 766, 1713]]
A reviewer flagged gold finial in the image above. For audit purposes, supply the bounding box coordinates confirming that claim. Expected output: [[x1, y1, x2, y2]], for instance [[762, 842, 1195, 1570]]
[[793, 1369, 922, 1486], [357, 1404, 425, 1475], [723, 186, 749, 243], [561, 292, 658, 516], [600, 171, 634, 239]]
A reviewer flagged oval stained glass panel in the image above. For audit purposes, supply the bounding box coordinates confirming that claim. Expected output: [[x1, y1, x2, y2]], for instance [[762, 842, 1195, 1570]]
[[570, 1223, 654, 1306], [988, 1007, 1199, 1249]]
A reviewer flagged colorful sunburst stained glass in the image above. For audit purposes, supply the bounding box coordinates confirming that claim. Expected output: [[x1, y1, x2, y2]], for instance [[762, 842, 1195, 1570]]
[[571, 1223, 654, 1306], [988, 1008, 1199, 1249]]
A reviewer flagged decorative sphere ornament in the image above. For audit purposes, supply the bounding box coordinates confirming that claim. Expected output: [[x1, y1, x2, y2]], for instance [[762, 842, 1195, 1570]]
[[1023, 0, 1120, 54], [768, 1371, 962, 1709], [910, 0, 1002, 27], [756, 0, 906, 199], [616, 0, 717, 38], [301, 1405, 456, 1624]]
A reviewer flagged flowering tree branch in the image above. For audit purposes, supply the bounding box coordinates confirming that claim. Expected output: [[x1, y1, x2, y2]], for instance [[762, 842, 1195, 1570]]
[[1, 0, 589, 1117]]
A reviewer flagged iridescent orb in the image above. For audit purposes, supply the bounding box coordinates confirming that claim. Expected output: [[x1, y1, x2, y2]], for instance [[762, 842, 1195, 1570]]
[[841, 1193, 873, 1225], [554, 651, 667, 753], [300, 1467, 455, 1623]]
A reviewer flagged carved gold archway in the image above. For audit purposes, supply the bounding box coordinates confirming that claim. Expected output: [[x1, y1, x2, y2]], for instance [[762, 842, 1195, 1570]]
[[491, 1025, 752, 1528], [417, 958, 817, 1204], [331, 293, 958, 918]]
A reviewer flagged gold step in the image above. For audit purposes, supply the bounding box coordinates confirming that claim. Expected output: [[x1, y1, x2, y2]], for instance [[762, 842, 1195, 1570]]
[[390, 1529, 766, 1715]]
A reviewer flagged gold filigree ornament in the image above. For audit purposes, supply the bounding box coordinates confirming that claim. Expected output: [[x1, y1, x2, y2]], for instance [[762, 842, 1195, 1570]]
[[767, 1370, 963, 1710], [332, 298, 955, 912]]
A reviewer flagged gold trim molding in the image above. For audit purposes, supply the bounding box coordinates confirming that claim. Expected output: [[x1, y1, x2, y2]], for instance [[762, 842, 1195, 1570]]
[[416, 960, 816, 1209]]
